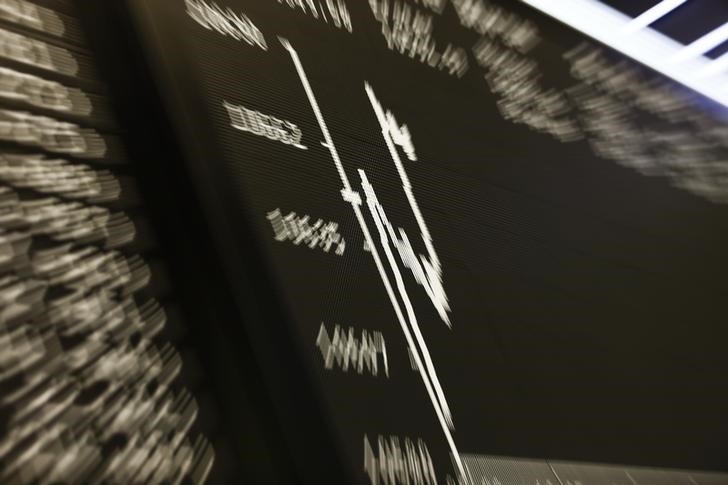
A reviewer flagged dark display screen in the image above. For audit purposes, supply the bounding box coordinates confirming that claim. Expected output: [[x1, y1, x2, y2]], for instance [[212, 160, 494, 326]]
[[125, 0, 728, 482]]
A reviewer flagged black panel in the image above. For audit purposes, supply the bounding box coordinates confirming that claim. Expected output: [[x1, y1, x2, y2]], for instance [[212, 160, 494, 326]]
[[69, 0, 728, 482]]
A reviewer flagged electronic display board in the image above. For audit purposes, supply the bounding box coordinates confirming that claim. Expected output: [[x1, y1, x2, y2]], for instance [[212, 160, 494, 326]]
[[122, 0, 728, 482], [0, 0, 216, 483]]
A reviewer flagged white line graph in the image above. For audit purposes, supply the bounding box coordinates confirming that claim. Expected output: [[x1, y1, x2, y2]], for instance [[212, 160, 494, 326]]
[[363, 83, 451, 328], [279, 37, 467, 482]]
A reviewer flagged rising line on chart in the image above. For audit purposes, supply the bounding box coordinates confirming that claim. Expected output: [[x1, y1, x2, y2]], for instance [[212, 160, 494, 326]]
[[279, 37, 467, 482]]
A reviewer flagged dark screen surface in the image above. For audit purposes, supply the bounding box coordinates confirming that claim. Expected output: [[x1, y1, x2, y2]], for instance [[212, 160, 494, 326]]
[[115, 0, 728, 482]]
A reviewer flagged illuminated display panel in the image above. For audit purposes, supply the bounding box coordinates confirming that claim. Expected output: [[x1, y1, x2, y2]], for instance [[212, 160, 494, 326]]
[[0, 0, 214, 482], [127, 0, 728, 482]]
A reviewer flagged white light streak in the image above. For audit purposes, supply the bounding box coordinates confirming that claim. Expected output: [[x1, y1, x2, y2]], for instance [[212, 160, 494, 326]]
[[672, 22, 728, 62], [622, 0, 687, 34], [696, 51, 728, 78], [519, 0, 728, 108]]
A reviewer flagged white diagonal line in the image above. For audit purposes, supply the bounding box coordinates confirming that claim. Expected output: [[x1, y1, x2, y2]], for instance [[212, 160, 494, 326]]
[[281, 38, 467, 482], [696, 51, 728, 78], [672, 22, 728, 62], [622, 0, 687, 34]]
